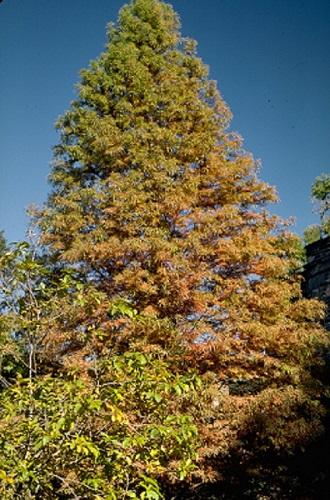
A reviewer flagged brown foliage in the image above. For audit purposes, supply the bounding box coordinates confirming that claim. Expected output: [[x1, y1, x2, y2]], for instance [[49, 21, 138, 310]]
[[32, 0, 329, 490]]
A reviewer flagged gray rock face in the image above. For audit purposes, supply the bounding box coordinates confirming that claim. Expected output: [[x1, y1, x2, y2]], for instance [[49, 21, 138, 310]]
[[303, 236, 330, 330]]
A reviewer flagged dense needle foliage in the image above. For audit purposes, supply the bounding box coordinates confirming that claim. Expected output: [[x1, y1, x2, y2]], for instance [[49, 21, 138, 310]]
[[1, 0, 329, 498]]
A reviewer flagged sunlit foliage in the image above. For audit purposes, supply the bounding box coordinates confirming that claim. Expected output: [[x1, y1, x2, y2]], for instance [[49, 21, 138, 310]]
[[304, 173, 330, 244], [0, 354, 200, 498], [1, 0, 329, 497]]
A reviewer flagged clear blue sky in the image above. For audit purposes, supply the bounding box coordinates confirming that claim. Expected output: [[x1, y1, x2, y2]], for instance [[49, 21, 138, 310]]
[[1, 0, 329, 242]]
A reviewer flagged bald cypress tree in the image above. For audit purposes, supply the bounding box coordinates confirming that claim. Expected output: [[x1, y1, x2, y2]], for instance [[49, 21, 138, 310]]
[[35, 0, 328, 490]]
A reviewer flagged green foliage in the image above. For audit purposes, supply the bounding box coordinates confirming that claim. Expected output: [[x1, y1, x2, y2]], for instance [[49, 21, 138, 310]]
[[0, 231, 6, 256], [304, 224, 322, 245], [0, 241, 91, 382], [304, 173, 330, 244], [0, 353, 200, 498], [109, 298, 138, 319], [312, 173, 330, 206]]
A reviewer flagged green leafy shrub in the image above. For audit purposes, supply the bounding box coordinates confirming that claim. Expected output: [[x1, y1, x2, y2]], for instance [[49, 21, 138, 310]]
[[0, 352, 200, 499]]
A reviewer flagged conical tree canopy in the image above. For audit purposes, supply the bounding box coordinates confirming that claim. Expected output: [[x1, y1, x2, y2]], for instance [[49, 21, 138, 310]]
[[35, 0, 328, 473], [37, 0, 326, 365]]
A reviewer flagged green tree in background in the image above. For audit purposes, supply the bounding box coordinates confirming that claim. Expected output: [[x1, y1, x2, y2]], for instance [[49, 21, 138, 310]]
[[0, 231, 6, 255], [304, 173, 330, 244]]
